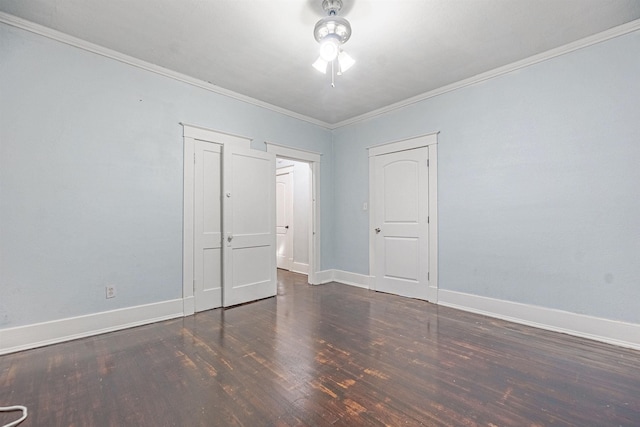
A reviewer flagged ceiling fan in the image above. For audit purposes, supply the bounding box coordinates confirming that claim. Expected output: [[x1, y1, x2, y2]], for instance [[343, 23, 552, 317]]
[[312, 0, 355, 87]]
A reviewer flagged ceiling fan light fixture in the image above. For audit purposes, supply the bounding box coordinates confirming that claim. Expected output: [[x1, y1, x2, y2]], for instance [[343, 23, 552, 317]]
[[337, 50, 355, 73], [313, 57, 328, 73], [312, 0, 354, 85]]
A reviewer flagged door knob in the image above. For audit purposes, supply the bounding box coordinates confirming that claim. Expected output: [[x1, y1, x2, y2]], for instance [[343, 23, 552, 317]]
[[227, 234, 233, 242], [375, 228, 381, 234], [285, 225, 289, 229]]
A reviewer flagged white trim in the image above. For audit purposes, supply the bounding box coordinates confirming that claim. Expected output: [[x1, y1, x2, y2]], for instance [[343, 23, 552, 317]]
[[181, 122, 252, 147], [183, 296, 195, 316], [0, 299, 184, 355], [291, 262, 309, 275], [265, 142, 322, 163], [438, 290, 640, 351], [0, 12, 330, 129], [3, 13, 638, 130], [315, 269, 335, 284], [368, 134, 439, 302], [266, 143, 322, 285], [333, 270, 372, 289], [427, 143, 438, 303], [367, 132, 439, 157], [310, 161, 321, 285], [314, 269, 371, 289], [333, 19, 640, 129], [182, 136, 196, 316]]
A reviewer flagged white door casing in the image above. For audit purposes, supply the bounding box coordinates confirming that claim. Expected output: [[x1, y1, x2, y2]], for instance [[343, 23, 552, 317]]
[[222, 144, 277, 307], [276, 166, 294, 270], [368, 133, 438, 302], [193, 140, 222, 311]]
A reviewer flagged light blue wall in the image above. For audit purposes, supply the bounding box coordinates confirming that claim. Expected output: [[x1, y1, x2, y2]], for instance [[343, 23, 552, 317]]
[[0, 23, 333, 328], [333, 31, 640, 324], [3, 20, 639, 331]]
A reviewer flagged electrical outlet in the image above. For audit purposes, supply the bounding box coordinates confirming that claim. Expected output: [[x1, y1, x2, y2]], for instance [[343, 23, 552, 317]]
[[106, 285, 116, 299]]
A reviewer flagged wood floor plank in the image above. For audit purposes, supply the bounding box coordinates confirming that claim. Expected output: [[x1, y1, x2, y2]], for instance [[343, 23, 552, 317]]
[[1, 270, 639, 426]]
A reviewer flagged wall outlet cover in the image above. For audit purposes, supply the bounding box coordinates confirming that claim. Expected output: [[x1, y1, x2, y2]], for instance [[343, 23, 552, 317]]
[[106, 286, 116, 299]]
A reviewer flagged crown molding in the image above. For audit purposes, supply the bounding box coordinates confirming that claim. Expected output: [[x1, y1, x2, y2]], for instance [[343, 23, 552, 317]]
[[330, 18, 640, 129], [3, 12, 639, 131], [0, 12, 333, 130]]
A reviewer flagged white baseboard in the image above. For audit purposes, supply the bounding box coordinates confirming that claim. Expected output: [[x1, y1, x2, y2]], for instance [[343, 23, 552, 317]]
[[291, 261, 309, 275], [315, 269, 371, 289], [0, 299, 184, 355], [317, 269, 640, 350], [183, 295, 195, 316], [334, 270, 371, 289], [6, 281, 636, 355], [315, 269, 334, 284], [438, 290, 640, 351]]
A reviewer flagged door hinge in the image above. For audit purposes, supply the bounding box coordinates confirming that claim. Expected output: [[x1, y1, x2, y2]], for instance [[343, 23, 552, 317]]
[[428, 272, 430, 281], [427, 159, 429, 167], [427, 216, 430, 224], [194, 153, 196, 164]]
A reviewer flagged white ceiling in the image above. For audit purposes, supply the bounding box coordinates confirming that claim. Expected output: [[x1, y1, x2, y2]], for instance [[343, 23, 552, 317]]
[[2, 0, 640, 126]]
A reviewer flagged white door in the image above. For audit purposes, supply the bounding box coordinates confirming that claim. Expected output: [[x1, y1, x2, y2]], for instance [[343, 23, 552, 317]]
[[276, 167, 294, 270], [193, 140, 222, 312], [373, 146, 429, 299], [222, 145, 277, 307]]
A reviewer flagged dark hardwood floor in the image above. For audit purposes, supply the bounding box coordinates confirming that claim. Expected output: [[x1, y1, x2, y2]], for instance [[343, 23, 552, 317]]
[[1, 270, 639, 426]]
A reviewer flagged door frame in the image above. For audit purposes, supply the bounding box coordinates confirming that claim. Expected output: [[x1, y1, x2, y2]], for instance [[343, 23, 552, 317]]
[[265, 141, 322, 285], [367, 132, 439, 302], [181, 123, 252, 316]]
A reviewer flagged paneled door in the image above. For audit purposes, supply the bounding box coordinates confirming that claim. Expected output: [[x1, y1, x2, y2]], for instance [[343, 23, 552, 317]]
[[276, 166, 294, 270], [373, 146, 429, 299], [193, 140, 222, 312], [222, 145, 277, 307]]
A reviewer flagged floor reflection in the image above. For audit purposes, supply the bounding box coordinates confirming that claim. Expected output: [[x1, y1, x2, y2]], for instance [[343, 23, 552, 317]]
[[2, 270, 639, 426]]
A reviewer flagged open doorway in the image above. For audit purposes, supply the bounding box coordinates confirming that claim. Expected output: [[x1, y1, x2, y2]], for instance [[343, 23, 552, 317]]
[[276, 158, 311, 275], [266, 142, 321, 285]]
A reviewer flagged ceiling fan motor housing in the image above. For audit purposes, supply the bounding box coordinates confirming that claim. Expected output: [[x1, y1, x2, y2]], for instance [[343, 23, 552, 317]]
[[314, 16, 352, 44]]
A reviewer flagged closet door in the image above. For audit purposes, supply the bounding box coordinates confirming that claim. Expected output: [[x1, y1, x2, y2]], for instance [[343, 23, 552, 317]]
[[222, 145, 276, 307]]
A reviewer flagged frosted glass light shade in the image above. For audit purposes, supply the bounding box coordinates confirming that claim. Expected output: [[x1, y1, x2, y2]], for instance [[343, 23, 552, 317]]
[[313, 57, 328, 73], [338, 51, 355, 73]]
